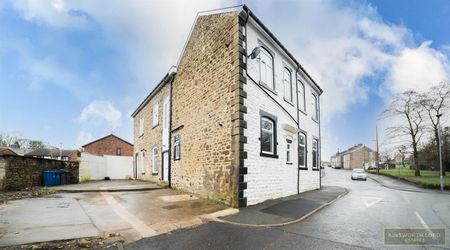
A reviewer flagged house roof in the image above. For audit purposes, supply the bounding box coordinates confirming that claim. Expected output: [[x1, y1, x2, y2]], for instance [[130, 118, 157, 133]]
[[131, 5, 323, 120], [82, 134, 133, 148], [241, 5, 322, 94], [131, 72, 176, 118], [0, 147, 18, 156], [25, 148, 79, 157]]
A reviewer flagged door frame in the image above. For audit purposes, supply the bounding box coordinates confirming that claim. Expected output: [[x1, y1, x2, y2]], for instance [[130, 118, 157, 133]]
[[161, 150, 169, 182]]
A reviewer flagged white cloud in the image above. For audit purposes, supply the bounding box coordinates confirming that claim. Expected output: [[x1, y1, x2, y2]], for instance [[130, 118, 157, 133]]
[[77, 100, 122, 129], [384, 41, 450, 94]]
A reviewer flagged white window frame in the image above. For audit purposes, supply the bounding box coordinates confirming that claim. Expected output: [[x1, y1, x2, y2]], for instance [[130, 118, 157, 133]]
[[152, 102, 159, 127], [259, 47, 274, 90], [312, 93, 319, 121], [299, 132, 306, 168], [261, 117, 275, 155], [139, 115, 144, 136], [152, 146, 158, 174], [141, 150, 146, 174], [298, 80, 306, 112], [283, 67, 293, 103], [286, 139, 292, 164], [312, 138, 319, 169], [173, 135, 180, 160]]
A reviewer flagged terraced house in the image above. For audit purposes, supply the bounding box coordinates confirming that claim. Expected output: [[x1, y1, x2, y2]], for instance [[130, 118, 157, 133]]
[[131, 5, 322, 207]]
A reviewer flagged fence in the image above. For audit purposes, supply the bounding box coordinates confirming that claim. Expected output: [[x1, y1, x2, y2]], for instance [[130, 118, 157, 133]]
[[79, 152, 133, 180]]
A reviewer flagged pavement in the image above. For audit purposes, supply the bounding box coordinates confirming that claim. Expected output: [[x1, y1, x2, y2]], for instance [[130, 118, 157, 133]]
[[221, 186, 347, 226], [51, 179, 167, 192]]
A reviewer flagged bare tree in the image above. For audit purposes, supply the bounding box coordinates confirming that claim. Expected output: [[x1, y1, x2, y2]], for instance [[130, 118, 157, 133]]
[[0, 132, 26, 148], [381, 90, 424, 176], [420, 82, 450, 176]]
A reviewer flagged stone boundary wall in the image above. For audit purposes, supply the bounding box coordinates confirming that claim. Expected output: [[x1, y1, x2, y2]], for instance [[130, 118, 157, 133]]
[[0, 155, 79, 191]]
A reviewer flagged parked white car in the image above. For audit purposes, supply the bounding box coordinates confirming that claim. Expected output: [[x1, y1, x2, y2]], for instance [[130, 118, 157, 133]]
[[351, 168, 367, 181]]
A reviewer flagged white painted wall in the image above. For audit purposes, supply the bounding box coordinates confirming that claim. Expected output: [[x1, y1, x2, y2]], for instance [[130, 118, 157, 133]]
[[243, 18, 321, 205], [79, 153, 133, 180]]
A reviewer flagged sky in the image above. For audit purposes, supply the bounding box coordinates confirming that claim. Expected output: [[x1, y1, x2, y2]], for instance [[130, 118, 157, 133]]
[[0, 0, 449, 159]]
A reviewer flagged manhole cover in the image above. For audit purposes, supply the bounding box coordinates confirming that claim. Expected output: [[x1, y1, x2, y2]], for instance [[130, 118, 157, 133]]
[[162, 205, 181, 210]]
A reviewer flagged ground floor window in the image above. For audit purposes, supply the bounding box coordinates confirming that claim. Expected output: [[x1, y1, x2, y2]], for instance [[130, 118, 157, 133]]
[[312, 138, 319, 170], [152, 146, 158, 174], [299, 132, 306, 169], [173, 135, 180, 160], [141, 150, 146, 174], [286, 139, 292, 164]]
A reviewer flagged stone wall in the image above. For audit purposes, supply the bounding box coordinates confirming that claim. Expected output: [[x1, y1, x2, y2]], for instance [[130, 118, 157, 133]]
[[170, 12, 242, 206], [133, 82, 170, 182], [83, 135, 133, 157], [0, 155, 79, 190]]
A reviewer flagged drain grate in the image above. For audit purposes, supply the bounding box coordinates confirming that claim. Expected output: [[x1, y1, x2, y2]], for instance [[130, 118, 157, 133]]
[[162, 205, 181, 210]]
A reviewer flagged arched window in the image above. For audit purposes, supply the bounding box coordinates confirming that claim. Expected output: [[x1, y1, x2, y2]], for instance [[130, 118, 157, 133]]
[[283, 67, 292, 102], [259, 47, 274, 90], [299, 132, 307, 169], [261, 117, 275, 155], [298, 80, 305, 112]]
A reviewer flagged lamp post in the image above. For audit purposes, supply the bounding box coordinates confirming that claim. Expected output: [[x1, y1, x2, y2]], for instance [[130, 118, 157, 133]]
[[437, 113, 444, 191]]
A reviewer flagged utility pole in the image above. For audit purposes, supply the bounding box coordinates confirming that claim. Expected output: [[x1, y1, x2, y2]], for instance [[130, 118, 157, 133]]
[[376, 126, 380, 175], [437, 113, 444, 191]]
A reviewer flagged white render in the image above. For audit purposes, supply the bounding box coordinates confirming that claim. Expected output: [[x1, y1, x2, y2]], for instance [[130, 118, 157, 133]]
[[243, 17, 321, 205], [79, 152, 133, 180]]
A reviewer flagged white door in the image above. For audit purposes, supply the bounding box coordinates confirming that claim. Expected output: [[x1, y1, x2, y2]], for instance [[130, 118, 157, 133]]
[[162, 151, 169, 181]]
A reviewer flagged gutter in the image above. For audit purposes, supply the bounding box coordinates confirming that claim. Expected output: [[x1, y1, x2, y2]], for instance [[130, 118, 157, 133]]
[[242, 5, 322, 95]]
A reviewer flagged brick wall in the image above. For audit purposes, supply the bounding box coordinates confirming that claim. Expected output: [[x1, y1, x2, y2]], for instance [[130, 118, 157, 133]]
[[170, 12, 241, 206], [83, 135, 133, 157], [0, 155, 79, 190], [133, 83, 170, 182]]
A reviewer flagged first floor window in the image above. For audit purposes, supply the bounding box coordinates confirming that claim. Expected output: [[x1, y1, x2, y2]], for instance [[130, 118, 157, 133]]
[[261, 117, 275, 155], [312, 138, 319, 169], [312, 93, 319, 121], [173, 135, 180, 160], [139, 115, 144, 136], [116, 148, 122, 156], [299, 132, 306, 168], [283, 67, 292, 102], [286, 139, 292, 163], [152, 146, 158, 173], [298, 80, 305, 112], [259, 47, 274, 90], [152, 102, 159, 127], [141, 151, 146, 174]]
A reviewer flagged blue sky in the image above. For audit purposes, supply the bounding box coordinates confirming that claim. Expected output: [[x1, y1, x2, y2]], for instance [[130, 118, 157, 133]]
[[0, 1, 449, 159]]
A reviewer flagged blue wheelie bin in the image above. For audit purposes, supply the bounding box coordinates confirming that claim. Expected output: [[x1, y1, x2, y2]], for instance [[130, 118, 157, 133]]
[[42, 170, 61, 186]]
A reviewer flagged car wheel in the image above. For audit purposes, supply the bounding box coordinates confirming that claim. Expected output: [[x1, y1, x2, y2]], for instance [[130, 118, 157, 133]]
[[364, 178, 367, 181]]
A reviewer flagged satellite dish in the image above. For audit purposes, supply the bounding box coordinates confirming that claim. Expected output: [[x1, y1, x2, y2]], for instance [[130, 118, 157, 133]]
[[249, 47, 260, 59]]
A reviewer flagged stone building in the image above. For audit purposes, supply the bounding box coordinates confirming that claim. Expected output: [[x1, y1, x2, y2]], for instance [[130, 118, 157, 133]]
[[331, 144, 376, 170], [82, 134, 134, 157], [131, 5, 322, 207]]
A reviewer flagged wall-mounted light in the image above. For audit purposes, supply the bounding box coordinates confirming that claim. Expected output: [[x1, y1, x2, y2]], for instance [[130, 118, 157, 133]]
[[248, 47, 260, 59]]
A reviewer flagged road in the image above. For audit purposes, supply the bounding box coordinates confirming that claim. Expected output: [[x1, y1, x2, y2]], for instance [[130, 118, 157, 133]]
[[128, 168, 450, 249]]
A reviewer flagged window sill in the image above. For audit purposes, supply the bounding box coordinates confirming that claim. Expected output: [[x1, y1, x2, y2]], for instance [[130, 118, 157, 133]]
[[152, 172, 158, 175], [298, 109, 307, 116], [299, 167, 308, 170], [283, 98, 295, 107], [311, 117, 319, 124], [312, 168, 320, 171], [260, 152, 279, 158], [259, 81, 277, 95], [152, 124, 159, 129], [141, 172, 146, 175]]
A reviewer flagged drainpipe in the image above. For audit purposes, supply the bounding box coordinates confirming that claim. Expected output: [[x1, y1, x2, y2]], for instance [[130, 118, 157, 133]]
[[318, 90, 322, 189], [295, 65, 300, 194], [168, 72, 175, 188]]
